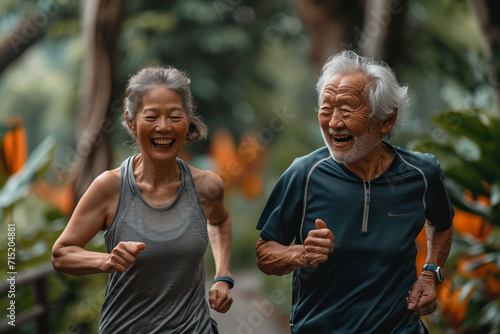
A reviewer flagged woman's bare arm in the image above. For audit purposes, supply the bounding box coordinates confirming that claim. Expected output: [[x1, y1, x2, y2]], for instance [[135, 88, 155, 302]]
[[52, 170, 144, 275], [192, 168, 233, 313]]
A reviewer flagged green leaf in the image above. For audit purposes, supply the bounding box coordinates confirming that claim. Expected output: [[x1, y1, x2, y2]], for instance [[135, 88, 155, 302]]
[[479, 302, 500, 328], [452, 137, 481, 162], [466, 243, 487, 256], [433, 109, 491, 145], [445, 164, 485, 195], [490, 118, 500, 154], [491, 181, 500, 207], [123, 11, 178, 33], [0, 136, 56, 218], [446, 179, 490, 217], [458, 280, 476, 303], [451, 234, 477, 253]]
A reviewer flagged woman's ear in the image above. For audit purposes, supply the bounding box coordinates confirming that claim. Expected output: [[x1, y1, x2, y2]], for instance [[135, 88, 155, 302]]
[[381, 108, 398, 135], [125, 111, 137, 135], [185, 120, 193, 141]]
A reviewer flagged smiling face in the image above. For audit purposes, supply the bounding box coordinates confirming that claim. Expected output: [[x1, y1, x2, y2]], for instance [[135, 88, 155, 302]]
[[318, 72, 383, 164], [127, 85, 190, 163]]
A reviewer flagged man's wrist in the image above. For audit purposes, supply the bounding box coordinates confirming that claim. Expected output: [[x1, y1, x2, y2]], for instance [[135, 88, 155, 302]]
[[290, 245, 307, 269], [422, 263, 444, 284], [420, 270, 438, 285]]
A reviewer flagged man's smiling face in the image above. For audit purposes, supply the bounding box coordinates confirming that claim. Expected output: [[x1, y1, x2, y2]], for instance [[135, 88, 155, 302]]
[[318, 72, 383, 164]]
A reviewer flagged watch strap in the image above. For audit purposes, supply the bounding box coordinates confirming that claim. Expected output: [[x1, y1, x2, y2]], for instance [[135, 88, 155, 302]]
[[422, 264, 444, 283]]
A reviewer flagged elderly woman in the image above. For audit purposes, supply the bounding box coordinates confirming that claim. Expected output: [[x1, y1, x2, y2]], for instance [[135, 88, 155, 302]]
[[52, 67, 233, 333], [255, 50, 454, 333]]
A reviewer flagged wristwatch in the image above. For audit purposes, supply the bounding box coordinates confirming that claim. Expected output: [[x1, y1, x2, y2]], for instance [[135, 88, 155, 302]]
[[422, 264, 444, 283]]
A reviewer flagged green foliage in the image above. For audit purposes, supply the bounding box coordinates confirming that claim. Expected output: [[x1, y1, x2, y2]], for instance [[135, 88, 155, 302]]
[[0, 136, 55, 216], [393, 0, 492, 150], [414, 109, 500, 219], [412, 109, 500, 333], [0, 137, 106, 332], [116, 0, 309, 150]]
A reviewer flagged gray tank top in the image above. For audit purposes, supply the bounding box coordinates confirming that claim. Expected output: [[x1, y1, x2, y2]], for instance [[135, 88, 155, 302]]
[[98, 155, 214, 333]]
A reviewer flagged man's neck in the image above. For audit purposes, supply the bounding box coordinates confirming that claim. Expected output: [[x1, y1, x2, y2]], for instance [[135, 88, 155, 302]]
[[343, 142, 395, 181]]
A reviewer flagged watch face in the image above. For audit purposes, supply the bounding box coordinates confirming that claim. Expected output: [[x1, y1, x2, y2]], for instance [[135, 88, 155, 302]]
[[423, 264, 444, 283], [436, 267, 444, 283]]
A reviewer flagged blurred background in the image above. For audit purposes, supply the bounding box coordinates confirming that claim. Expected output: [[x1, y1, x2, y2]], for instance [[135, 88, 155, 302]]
[[0, 0, 499, 333]]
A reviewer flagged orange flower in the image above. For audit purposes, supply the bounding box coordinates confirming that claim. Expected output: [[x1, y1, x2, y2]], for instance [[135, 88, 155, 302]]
[[453, 208, 492, 242], [458, 254, 498, 278], [210, 129, 240, 189], [238, 132, 268, 200], [457, 253, 500, 298], [241, 171, 263, 200], [415, 226, 427, 277], [31, 180, 74, 216], [485, 276, 500, 299], [208, 129, 267, 200], [1, 116, 27, 176], [437, 279, 473, 329]]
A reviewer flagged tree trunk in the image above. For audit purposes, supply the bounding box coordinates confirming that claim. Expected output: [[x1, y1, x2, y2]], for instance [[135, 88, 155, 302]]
[[0, 12, 48, 76], [468, 0, 500, 112], [293, 0, 366, 72], [293, 0, 409, 71], [71, 0, 124, 204]]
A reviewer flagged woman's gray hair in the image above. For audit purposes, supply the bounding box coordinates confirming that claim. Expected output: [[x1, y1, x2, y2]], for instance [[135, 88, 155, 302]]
[[123, 66, 208, 143], [315, 50, 409, 141]]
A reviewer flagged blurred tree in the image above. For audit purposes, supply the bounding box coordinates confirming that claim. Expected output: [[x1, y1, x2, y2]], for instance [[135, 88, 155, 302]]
[[72, 0, 124, 203], [0, 13, 45, 76], [0, 0, 79, 75], [293, 0, 364, 69], [292, 0, 410, 71], [468, 0, 500, 109]]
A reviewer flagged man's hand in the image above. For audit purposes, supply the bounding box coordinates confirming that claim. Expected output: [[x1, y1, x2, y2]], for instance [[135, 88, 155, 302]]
[[105, 241, 146, 273], [407, 273, 438, 316], [209, 281, 233, 313], [301, 219, 334, 267]]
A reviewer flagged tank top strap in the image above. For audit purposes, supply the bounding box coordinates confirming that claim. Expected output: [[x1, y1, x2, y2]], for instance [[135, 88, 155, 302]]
[[124, 154, 142, 199], [103, 155, 137, 242], [176, 158, 203, 208]]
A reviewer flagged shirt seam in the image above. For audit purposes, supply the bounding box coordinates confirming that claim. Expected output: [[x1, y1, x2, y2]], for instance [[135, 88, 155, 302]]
[[396, 153, 428, 211], [291, 155, 331, 327]]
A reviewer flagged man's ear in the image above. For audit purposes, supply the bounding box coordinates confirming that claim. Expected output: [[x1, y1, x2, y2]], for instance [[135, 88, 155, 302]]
[[381, 108, 398, 135], [125, 111, 137, 135]]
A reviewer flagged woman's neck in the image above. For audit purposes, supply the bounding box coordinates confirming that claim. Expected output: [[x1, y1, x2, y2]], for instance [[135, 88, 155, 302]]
[[133, 154, 180, 187]]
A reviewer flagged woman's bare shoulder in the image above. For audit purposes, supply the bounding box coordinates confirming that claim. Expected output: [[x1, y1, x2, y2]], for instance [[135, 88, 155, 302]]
[[188, 165, 229, 224], [188, 165, 224, 200], [79, 167, 121, 207], [93, 168, 121, 191], [68, 167, 122, 232]]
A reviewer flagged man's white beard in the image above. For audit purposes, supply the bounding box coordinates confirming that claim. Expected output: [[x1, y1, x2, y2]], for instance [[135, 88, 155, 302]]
[[320, 123, 381, 164]]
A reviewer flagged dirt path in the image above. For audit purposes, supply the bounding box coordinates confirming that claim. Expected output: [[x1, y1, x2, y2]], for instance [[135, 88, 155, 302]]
[[207, 269, 290, 334]]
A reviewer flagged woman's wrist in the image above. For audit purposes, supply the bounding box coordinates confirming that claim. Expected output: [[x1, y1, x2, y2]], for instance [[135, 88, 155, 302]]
[[214, 276, 234, 289]]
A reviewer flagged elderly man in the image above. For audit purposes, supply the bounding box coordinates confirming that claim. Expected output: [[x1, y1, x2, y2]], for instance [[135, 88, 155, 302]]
[[255, 50, 454, 333]]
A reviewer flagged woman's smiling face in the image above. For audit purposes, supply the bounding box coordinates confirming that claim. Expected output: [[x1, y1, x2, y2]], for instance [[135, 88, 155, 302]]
[[127, 85, 190, 162]]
